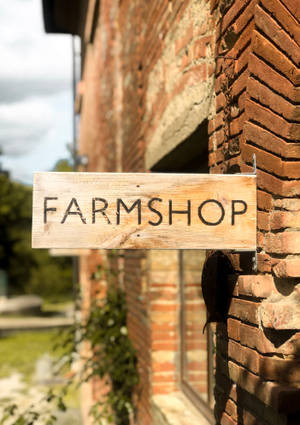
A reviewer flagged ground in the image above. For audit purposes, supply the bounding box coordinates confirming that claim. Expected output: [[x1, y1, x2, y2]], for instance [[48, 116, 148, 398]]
[[0, 305, 82, 425]]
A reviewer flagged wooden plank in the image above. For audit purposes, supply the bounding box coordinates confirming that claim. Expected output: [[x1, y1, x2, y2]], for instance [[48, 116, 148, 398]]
[[32, 172, 257, 250]]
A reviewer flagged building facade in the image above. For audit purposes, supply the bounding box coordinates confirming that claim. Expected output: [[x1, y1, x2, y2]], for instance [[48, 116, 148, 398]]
[[43, 0, 300, 424]]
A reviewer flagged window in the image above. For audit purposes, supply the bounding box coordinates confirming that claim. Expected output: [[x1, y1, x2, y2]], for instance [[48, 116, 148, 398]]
[[180, 250, 214, 422], [152, 120, 215, 421]]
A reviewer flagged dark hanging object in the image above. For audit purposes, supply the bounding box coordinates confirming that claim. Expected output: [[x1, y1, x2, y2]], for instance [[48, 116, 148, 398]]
[[201, 251, 236, 333]]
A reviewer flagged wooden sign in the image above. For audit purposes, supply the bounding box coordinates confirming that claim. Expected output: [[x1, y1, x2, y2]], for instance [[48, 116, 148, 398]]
[[49, 249, 91, 257], [32, 172, 256, 250]]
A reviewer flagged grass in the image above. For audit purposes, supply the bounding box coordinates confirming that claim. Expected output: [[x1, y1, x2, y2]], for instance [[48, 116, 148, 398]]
[[0, 329, 80, 409], [0, 330, 68, 381]]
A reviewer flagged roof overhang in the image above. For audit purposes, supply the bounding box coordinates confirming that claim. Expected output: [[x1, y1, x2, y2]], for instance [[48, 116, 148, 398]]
[[42, 0, 82, 35]]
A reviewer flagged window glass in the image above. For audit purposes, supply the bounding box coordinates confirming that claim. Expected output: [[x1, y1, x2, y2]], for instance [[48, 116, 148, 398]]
[[180, 250, 214, 413]]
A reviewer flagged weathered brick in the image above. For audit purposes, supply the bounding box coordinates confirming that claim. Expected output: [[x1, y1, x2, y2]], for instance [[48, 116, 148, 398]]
[[255, 5, 300, 65], [257, 252, 272, 273], [265, 232, 300, 254], [246, 99, 300, 142], [257, 211, 270, 231], [274, 198, 300, 211], [251, 31, 300, 86], [259, 286, 300, 330], [219, 0, 252, 38], [228, 318, 240, 342], [259, 356, 300, 384], [228, 298, 259, 325], [225, 398, 237, 420], [229, 340, 260, 374], [238, 275, 277, 299], [240, 322, 300, 355], [256, 169, 300, 198], [249, 53, 300, 104], [247, 77, 300, 122], [273, 258, 300, 278], [257, 190, 272, 212], [262, 0, 300, 45], [244, 121, 300, 160], [220, 412, 237, 425], [271, 211, 300, 230]]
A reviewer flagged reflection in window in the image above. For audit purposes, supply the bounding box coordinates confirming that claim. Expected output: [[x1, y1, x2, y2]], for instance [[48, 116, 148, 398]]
[[180, 250, 214, 420]]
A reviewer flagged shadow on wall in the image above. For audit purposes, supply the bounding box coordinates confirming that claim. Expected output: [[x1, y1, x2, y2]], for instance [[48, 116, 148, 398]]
[[208, 251, 300, 425]]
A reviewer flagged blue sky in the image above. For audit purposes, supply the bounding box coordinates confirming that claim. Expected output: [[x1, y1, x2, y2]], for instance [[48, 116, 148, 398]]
[[0, 0, 73, 184]]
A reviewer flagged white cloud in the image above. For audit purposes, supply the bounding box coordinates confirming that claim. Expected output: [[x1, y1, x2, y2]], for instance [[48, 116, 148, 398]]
[[1, 91, 72, 183], [0, 98, 54, 156], [0, 0, 74, 182], [0, 0, 72, 102]]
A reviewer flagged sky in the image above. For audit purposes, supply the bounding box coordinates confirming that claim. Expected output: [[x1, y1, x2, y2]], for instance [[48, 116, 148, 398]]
[[0, 0, 74, 185]]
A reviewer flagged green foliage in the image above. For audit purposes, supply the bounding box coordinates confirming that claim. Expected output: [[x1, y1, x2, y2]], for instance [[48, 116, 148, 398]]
[[0, 263, 139, 425], [52, 159, 73, 172], [79, 284, 139, 425], [0, 173, 72, 297], [0, 330, 64, 380]]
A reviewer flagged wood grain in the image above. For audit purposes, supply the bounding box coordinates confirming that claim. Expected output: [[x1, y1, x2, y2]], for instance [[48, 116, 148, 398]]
[[32, 172, 257, 250]]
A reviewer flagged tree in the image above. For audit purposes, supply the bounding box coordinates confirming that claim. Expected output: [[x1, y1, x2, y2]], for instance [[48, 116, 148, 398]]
[[0, 173, 72, 298]]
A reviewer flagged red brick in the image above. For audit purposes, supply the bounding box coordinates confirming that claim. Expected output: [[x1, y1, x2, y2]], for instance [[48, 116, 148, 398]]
[[255, 5, 300, 65], [265, 232, 300, 254], [257, 190, 272, 211], [271, 211, 300, 230], [229, 340, 260, 374], [240, 322, 300, 355], [257, 252, 272, 273], [249, 53, 300, 104], [262, 0, 300, 46], [282, 161, 300, 179], [150, 303, 178, 312], [208, 112, 224, 135], [247, 77, 300, 122], [228, 298, 259, 325], [259, 288, 300, 330], [246, 99, 300, 142], [280, 179, 300, 197], [152, 361, 175, 372], [257, 231, 264, 249], [230, 18, 255, 58], [220, 412, 237, 425], [231, 69, 249, 98], [229, 112, 245, 136], [251, 31, 300, 86], [274, 199, 300, 211], [219, 0, 252, 38], [152, 373, 176, 383], [273, 258, 300, 278], [244, 121, 300, 160], [228, 318, 240, 342], [192, 35, 212, 59], [225, 398, 237, 420], [257, 211, 269, 231], [259, 356, 300, 384], [237, 275, 277, 299], [152, 341, 178, 350], [256, 168, 300, 198], [244, 144, 300, 180], [152, 383, 178, 395]]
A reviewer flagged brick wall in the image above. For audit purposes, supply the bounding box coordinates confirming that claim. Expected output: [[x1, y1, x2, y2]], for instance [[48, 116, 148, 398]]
[[77, 0, 300, 424], [209, 1, 300, 424]]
